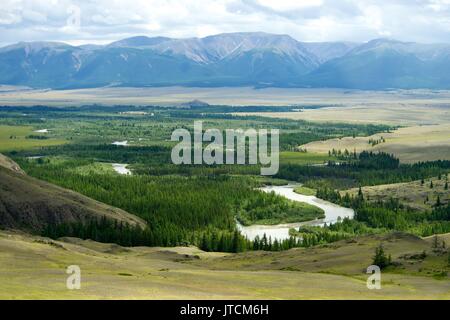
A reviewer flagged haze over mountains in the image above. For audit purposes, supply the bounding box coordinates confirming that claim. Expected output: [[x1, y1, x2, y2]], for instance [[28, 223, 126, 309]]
[[1, 32, 450, 90]]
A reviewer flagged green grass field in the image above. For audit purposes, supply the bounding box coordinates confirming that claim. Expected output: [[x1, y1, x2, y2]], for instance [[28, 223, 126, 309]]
[[294, 186, 317, 196], [0, 125, 66, 152], [280, 152, 335, 165]]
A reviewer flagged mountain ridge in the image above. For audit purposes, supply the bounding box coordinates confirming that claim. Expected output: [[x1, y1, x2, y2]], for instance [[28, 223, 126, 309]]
[[1, 33, 450, 89]]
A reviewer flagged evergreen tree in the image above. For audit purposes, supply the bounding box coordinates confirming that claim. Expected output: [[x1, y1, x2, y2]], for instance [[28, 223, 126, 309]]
[[435, 195, 441, 207], [231, 230, 242, 253], [358, 186, 363, 198], [372, 244, 391, 269]]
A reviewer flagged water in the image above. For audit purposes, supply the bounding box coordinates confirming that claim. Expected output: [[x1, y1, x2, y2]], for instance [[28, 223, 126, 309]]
[[237, 185, 354, 241], [34, 129, 49, 133], [112, 163, 131, 175], [112, 140, 128, 146]]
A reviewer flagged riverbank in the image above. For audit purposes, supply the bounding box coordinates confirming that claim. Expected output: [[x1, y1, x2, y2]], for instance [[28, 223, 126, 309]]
[[238, 185, 354, 241]]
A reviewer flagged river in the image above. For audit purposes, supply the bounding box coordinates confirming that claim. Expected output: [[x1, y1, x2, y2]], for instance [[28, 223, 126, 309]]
[[237, 185, 354, 241], [112, 163, 131, 175]]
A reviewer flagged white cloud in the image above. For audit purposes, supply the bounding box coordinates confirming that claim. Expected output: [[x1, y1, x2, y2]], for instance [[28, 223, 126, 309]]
[[257, 0, 323, 11], [0, 0, 449, 45]]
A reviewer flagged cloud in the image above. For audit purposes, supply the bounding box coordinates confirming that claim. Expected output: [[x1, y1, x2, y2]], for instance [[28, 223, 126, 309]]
[[0, 0, 449, 46]]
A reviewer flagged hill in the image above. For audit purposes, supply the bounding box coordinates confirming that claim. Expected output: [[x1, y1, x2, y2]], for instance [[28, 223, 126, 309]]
[[0, 231, 447, 299], [0, 154, 146, 232], [0, 153, 24, 174]]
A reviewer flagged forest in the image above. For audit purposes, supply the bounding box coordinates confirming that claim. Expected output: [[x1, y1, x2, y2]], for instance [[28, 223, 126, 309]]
[[1, 106, 449, 252]]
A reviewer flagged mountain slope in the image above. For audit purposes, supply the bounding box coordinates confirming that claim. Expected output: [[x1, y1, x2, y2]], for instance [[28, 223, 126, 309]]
[[305, 39, 450, 89], [1, 34, 450, 89], [0, 155, 146, 232], [0, 33, 319, 88], [302, 41, 358, 63]]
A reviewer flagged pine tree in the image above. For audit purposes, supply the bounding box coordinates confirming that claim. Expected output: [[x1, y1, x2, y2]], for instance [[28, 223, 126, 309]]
[[436, 195, 441, 207], [231, 230, 242, 253], [358, 187, 364, 200], [201, 233, 209, 251], [372, 244, 391, 269]]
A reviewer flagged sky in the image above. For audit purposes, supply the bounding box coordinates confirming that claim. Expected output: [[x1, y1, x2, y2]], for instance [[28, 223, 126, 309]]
[[1, 0, 450, 47]]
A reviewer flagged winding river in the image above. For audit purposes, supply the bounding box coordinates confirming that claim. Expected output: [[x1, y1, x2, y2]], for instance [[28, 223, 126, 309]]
[[112, 163, 131, 175], [237, 185, 354, 241]]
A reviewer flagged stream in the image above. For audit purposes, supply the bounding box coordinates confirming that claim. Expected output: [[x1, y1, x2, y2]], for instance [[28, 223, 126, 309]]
[[237, 185, 354, 241]]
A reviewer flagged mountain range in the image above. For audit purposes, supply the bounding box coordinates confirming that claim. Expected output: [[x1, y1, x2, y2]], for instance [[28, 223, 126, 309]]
[[1, 32, 450, 90]]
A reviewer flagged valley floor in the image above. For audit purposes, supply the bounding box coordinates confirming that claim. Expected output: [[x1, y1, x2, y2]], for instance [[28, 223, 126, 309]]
[[1, 230, 448, 299]]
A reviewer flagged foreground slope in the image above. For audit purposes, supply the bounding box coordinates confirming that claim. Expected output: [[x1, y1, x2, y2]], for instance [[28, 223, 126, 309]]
[[0, 155, 145, 232], [0, 231, 448, 299]]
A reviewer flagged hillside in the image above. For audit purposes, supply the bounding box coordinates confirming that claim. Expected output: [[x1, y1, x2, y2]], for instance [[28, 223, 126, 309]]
[[342, 177, 449, 211], [0, 230, 448, 299], [0, 154, 146, 232], [300, 124, 450, 163], [0, 153, 24, 174]]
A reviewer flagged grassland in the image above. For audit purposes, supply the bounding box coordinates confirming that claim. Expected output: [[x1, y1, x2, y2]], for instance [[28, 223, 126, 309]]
[[240, 104, 450, 125], [294, 186, 317, 196], [0, 125, 65, 152], [280, 151, 335, 165], [2, 86, 450, 108], [0, 230, 448, 299], [300, 124, 450, 163], [342, 176, 450, 211]]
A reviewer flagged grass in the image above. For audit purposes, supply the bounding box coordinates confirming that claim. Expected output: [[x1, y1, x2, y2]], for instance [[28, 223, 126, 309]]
[[196, 232, 450, 282], [300, 124, 450, 163], [2, 87, 450, 111], [294, 186, 317, 196], [242, 102, 450, 125], [280, 151, 335, 165], [342, 176, 450, 211], [0, 125, 65, 152], [0, 230, 448, 299]]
